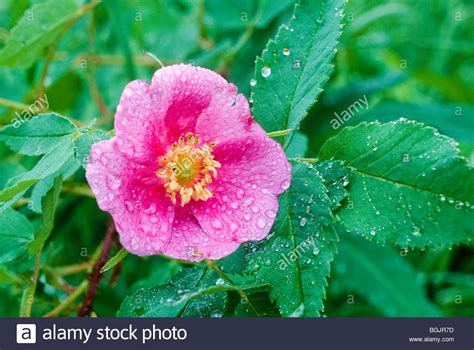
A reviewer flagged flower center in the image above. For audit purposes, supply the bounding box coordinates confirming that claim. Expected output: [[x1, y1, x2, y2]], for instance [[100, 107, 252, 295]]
[[157, 132, 221, 206]]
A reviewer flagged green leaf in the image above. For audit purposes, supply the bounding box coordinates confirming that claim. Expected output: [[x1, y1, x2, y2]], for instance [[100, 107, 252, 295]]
[[0, 113, 77, 156], [0, 0, 81, 68], [251, 0, 345, 146], [355, 103, 474, 156], [0, 138, 74, 211], [233, 291, 281, 317], [245, 162, 341, 316], [118, 267, 232, 317], [28, 175, 62, 254], [74, 128, 110, 169], [313, 160, 351, 210], [319, 120, 474, 249], [335, 231, 440, 316], [101, 248, 128, 273], [0, 209, 35, 263], [180, 270, 229, 318], [0, 162, 26, 189], [30, 156, 79, 213], [285, 131, 308, 158]]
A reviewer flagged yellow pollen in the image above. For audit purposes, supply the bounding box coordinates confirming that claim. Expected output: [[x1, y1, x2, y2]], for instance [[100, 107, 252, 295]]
[[156, 132, 221, 206]]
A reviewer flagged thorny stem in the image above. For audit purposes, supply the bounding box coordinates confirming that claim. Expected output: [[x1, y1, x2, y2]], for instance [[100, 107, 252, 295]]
[[78, 220, 116, 317]]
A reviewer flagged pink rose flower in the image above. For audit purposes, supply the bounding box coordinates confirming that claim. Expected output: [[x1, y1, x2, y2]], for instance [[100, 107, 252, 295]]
[[86, 64, 291, 261]]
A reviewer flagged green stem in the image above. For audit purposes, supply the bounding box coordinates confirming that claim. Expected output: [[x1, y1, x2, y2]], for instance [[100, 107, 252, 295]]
[[43, 280, 89, 317], [19, 252, 42, 317], [143, 50, 165, 68], [42, 241, 103, 317], [0, 98, 47, 112], [52, 262, 92, 276], [61, 183, 95, 198], [206, 260, 234, 284], [217, 5, 263, 74], [267, 128, 294, 138], [288, 157, 319, 163]]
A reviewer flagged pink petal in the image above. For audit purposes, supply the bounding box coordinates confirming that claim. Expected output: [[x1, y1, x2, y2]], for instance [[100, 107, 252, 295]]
[[191, 132, 290, 243], [86, 139, 174, 256], [192, 185, 279, 243], [151, 64, 252, 144], [162, 207, 240, 262], [194, 90, 253, 144], [213, 132, 292, 196], [114, 80, 168, 164]]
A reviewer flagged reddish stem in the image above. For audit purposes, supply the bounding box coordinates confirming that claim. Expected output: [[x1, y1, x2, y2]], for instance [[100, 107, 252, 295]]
[[77, 220, 116, 317]]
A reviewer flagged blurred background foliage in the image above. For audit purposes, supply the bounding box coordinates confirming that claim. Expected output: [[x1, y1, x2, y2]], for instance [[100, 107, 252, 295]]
[[0, 0, 473, 317]]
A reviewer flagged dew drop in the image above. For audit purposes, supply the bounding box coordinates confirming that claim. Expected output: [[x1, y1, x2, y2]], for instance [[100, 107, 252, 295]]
[[265, 209, 276, 218], [211, 218, 223, 229], [282, 48, 290, 56], [281, 180, 290, 190], [250, 79, 257, 86], [256, 216, 266, 229], [300, 217, 307, 227], [412, 225, 421, 236], [261, 66, 272, 78]]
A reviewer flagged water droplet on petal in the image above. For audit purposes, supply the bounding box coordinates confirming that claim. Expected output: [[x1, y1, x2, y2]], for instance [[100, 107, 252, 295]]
[[211, 218, 223, 229], [256, 216, 266, 229], [265, 209, 276, 218], [281, 180, 290, 190]]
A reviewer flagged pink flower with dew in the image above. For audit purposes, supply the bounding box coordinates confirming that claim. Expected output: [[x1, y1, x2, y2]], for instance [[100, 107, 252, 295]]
[[86, 64, 291, 261]]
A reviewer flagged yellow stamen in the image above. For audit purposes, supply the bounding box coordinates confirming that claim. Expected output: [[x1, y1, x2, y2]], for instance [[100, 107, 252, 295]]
[[157, 132, 221, 206]]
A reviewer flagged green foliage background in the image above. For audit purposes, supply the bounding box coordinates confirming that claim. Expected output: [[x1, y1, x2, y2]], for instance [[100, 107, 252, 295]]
[[0, 0, 473, 317]]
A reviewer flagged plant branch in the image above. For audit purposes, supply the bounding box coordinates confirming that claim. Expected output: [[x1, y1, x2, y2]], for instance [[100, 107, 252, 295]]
[[77, 220, 116, 317], [44, 280, 89, 317]]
